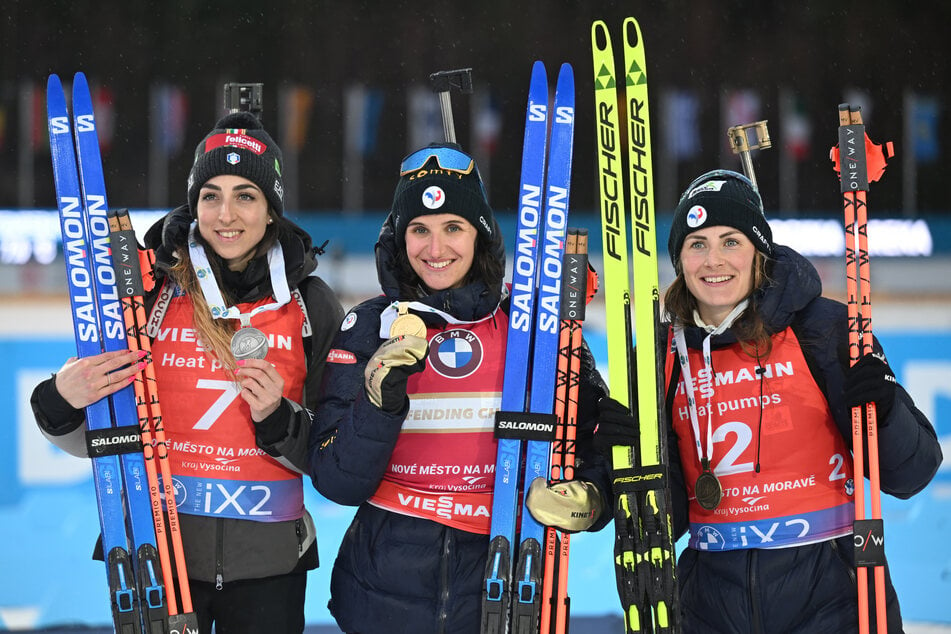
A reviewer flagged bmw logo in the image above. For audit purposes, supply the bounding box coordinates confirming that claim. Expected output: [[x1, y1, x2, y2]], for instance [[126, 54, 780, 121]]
[[696, 525, 726, 551], [428, 328, 483, 378]]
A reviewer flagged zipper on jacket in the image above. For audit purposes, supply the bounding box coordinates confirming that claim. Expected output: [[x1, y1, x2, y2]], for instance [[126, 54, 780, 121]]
[[436, 529, 452, 634], [215, 518, 224, 590], [830, 537, 857, 584], [296, 518, 304, 555], [748, 549, 763, 634]]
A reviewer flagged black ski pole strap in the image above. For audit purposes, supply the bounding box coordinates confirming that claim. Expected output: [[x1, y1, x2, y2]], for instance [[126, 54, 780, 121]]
[[86, 425, 144, 457]]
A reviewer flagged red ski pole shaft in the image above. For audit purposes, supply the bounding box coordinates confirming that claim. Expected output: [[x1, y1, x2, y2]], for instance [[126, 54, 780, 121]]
[[112, 210, 195, 617], [847, 107, 888, 633], [837, 104, 888, 633], [541, 230, 578, 634]]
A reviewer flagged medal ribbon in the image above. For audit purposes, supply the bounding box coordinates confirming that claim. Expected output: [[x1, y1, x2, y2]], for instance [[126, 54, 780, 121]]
[[672, 299, 749, 471], [377, 299, 500, 339], [188, 222, 291, 328]]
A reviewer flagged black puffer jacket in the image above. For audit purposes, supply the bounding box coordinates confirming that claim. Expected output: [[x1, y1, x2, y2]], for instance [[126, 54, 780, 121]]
[[662, 245, 942, 633], [32, 205, 344, 584], [309, 213, 610, 634]]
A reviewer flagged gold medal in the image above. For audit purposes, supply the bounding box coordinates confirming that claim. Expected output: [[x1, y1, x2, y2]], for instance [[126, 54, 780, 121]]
[[389, 302, 426, 338]]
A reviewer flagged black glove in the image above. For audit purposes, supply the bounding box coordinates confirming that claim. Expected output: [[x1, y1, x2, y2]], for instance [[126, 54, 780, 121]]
[[364, 335, 428, 413], [593, 397, 639, 458], [844, 351, 897, 420]]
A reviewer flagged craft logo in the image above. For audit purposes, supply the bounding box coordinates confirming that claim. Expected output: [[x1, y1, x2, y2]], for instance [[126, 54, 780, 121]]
[[428, 328, 483, 378]]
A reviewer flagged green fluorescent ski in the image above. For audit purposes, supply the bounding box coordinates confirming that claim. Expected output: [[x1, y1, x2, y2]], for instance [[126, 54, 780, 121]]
[[592, 16, 680, 634]]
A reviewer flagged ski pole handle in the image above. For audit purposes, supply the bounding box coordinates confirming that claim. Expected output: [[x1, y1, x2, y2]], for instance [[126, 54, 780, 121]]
[[429, 68, 473, 143], [727, 120, 771, 189]]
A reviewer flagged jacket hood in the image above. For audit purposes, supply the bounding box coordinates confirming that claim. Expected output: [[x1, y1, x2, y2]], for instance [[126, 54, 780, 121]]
[[374, 209, 506, 323]]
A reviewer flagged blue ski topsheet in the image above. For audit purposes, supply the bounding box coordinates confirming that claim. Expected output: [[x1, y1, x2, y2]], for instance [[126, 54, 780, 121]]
[[515, 61, 574, 604], [48, 72, 165, 629], [483, 61, 576, 633], [71, 73, 161, 561], [487, 60, 549, 553], [47, 71, 132, 568], [483, 61, 550, 631]]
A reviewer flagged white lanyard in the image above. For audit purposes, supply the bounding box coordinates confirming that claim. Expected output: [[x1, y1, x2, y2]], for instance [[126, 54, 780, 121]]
[[672, 300, 748, 468], [377, 299, 500, 339], [188, 222, 291, 328]]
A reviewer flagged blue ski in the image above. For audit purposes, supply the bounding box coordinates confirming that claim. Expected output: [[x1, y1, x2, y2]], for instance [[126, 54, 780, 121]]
[[482, 60, 550, 634], [512, 62, 574, 634], [48, 72, 168, 633], [481, 61, 575, 634]]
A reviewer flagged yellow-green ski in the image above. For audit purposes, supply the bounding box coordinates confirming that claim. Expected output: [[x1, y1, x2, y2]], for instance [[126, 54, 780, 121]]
[[591, 16, 680, 633]]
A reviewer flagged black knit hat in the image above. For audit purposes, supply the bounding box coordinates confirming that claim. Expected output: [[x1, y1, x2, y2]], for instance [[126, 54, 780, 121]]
[[391, 143, 493, 248], [667, 169, 773, 266], [187, 111, 285, 216]]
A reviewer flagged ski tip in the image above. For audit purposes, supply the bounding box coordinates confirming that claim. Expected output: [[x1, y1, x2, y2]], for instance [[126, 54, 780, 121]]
[[531, 60, 548, 82], [47, 74, 62, 91], [73, 71, 89, 93], [591, 20, 610, 50], [623, 16, 642, 47]]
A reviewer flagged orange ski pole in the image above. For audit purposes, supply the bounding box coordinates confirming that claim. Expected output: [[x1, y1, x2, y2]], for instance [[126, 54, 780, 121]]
[[833, 103, 894, 633]]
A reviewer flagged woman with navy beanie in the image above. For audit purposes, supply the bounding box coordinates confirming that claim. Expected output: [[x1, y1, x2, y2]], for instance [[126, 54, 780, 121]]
[[32, 110, 344, 632], [594, 169, 941, 632], [309, 143, 613, 633]]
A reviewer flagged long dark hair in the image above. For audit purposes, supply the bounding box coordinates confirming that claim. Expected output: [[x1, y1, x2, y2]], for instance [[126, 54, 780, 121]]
[[663, 250, 774, 359]]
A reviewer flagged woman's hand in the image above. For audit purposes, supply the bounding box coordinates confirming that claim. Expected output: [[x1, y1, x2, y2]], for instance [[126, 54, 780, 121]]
[[235, 358, 285, 422], [53, 350, 146, 409]]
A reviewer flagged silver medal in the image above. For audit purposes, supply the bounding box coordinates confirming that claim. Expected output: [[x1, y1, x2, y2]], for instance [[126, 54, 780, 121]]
[[231, 326, 269, 360]]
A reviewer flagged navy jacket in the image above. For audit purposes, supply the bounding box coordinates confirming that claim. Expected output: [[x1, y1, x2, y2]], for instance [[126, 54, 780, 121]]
[[663, 245, 942, 633], [309, 213, 610, 634]]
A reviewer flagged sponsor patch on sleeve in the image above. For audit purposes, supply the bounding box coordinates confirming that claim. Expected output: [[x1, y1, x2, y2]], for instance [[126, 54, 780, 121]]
[[327, 348, 358, 364]]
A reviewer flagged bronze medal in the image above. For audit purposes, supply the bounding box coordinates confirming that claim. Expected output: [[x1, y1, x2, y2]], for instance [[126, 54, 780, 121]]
[[389, 302, 426, 339], [231, 326, 269, 360], [695, 461, 722, 511]]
